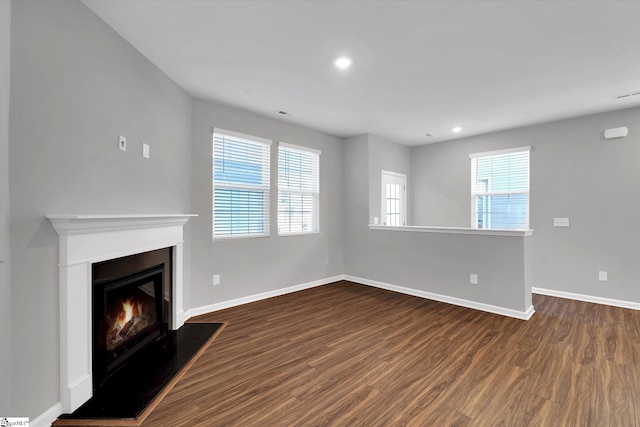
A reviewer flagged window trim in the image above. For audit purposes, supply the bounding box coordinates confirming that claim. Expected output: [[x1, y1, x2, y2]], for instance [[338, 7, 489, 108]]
[[212, 128, 272, 241], [469, 145, 531, 159], [470, 146, 530, 230], [277, 142, 321, 236]]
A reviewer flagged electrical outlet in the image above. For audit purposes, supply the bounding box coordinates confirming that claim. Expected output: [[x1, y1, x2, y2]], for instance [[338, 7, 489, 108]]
[[142, 143, 150, 159], [470, 274, 478, 285], [213, 274, 220, 286], [118, 135, 127, 151], [553, 218, 570, 227], [598, 271, 608, 282]]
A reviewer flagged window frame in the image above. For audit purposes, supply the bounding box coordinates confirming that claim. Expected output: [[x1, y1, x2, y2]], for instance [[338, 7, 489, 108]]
[[277, 142, 321, 236], [212, 128, 272, 240], [469, 146, 530, 230]]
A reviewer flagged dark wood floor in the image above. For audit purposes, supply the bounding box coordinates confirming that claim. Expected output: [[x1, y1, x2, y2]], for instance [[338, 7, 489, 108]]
[[140, 280, 640, 426]]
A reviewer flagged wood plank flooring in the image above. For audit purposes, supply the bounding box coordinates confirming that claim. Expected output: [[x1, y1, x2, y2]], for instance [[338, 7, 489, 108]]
[[138, 281, 640, 426]]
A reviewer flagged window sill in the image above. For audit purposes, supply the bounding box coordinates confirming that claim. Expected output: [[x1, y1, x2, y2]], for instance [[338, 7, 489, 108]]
[[368, 224, 533, 237], [213, 233, 270, 241], [278, 231, 320, 237]]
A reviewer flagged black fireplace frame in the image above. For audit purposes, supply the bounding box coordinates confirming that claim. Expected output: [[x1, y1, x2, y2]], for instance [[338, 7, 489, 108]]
[[92, 265, 166, 390]]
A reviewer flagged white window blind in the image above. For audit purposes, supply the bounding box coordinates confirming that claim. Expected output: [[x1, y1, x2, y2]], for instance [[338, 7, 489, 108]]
[[278, 143, 320, 235], [213, 128, 271, 239], [470, 147, 530, 230]]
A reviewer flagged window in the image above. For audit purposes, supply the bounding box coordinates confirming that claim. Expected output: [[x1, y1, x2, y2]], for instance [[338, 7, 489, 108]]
[[278, 143, 320, 235], [213, 128, 271, 239], [470, 146, 530, 230], [381, 171, 407, 226]]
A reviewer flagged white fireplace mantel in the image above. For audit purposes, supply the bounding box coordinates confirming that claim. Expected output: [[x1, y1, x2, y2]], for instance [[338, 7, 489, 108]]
[[47, 213, 196, 413]]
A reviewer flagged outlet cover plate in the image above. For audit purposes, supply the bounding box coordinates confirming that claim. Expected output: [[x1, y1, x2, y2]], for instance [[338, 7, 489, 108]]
[[554, 217, 570, 227], [118, 135, 127, 151]]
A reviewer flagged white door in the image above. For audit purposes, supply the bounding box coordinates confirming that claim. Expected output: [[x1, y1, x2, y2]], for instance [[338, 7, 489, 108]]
[[381, 171, 407, 226]]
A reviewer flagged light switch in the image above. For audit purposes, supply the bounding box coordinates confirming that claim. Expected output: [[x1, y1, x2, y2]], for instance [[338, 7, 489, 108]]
[[142, 143, 150, 159], [554, 218, 570, 227]]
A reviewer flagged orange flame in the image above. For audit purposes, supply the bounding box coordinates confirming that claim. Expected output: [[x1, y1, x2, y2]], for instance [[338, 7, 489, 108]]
[[114, 298, 141, 330]]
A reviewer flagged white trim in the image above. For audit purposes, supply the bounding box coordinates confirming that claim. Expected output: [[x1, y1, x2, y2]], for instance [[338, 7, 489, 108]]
[[380, 170, 406, 179], [214, 182, 270, 192], [185, 275, 344, 319], [279, 141, 322, 156], [469, 145, 531, 158], [346, 275, 535, 320], [532, 287, 640, 311], [472, 190, 528, 197], [213, 127, 272, 145], [31, 401, 63, 427], [368, 224, 533, 237], [278, 230, 320, 237], [47, 214, 196, 236], [213, 232, 270, 241]]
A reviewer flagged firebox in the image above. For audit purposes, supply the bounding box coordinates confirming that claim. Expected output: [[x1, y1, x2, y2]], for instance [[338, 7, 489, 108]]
[[92, 248, 172, 390]]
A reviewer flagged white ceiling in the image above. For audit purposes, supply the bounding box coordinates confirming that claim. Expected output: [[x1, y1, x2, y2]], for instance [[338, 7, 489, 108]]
[[83, 0, 640, 146]]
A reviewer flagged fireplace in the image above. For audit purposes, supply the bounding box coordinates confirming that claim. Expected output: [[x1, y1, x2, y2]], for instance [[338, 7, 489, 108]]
[[47, 213, 196, 413], [92, 248, 171, 389]]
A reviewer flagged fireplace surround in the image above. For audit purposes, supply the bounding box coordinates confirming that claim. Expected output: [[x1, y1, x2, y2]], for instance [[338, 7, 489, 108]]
[[48, 214, 196, 413]]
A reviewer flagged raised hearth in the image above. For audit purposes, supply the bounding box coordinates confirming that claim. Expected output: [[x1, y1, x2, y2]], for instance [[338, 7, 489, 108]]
[[48, 214, 196, 413]]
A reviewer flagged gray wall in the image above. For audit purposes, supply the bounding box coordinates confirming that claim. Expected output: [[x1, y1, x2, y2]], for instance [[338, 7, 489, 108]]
[[0, 0, 12, 415], [410, 107, 640, 303], [188, 98, 344, 310], [9, 0, 191, 418], [343, 135, 369, 278], [357, 229, 530, 312], [367, 134, 411, 225], [411, 138, 472, 227], [344, 133, 530, 313]]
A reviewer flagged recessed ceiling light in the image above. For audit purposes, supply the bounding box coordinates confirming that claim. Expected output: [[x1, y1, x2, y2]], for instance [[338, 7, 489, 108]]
[[452, 127, 462, 133], [334, 56, 352, 70]]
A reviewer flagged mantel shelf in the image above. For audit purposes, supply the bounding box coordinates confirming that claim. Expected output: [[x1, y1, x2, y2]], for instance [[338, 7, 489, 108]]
[[47, 214, 197, 236]]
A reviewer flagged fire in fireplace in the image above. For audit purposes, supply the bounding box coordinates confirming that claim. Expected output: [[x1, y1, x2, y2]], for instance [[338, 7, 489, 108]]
[[92, 248, 172, 390], [103, 268, 161, 352]]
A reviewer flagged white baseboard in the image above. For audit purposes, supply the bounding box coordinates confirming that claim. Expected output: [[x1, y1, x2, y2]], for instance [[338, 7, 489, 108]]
[[345, 275, 535, 320], [532, 287, 640, 311], [184, 275, 346, 320], [31, 401, 63, 427]]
